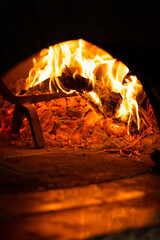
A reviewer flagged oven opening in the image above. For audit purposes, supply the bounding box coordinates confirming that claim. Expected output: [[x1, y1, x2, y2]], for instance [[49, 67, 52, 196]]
[[0, 39, 159, 155]]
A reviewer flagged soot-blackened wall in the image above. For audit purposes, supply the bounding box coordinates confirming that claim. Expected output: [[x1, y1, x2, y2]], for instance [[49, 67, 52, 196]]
[[0, 0, 159, 75]]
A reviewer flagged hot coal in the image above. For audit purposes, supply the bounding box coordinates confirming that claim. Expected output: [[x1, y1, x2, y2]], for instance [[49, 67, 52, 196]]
[[0, 92, 159, 154], [0, 67, 159, 152]]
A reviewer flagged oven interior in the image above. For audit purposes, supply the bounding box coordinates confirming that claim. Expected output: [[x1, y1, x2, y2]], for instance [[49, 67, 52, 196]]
[[0, 1, 160, 240]]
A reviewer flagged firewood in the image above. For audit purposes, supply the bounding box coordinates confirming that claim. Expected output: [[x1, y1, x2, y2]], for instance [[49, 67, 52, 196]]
[[58, 66, 93, 92], [80, 88, 122, 118], [93, 79, 122, 118], [20, 66, 122, 118], [20, 78, 54, 94], [80, 92, 105, 117], [21, 66, 93, 94], [98, 89, 122, 118], [1, 64, 159, 152], [60, 66, 122, 117]]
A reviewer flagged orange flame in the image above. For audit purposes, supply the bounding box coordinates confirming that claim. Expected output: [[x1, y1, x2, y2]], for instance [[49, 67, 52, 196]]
[[26, 39, 143, 133]]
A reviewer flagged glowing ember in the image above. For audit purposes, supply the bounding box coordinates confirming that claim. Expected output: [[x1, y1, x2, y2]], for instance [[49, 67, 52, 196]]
[[26, 39, 143, 133]]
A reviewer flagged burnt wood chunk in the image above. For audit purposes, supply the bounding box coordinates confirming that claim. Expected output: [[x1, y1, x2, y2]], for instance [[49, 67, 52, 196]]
[[93, 83, 122, 118], [20, 78, 56, 94], [19, 66, 122, 118], [101, 90, 122, 118], [58, 66, 93, 92], [22, 66, 93, 94]]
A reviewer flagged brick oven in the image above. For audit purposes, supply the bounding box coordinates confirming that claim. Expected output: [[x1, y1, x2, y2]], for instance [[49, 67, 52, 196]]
[[0, 1, 160, 240]]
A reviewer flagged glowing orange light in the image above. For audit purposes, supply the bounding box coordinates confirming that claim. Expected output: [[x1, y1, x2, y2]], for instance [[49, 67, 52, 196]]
[[26, 39, 143, 132]]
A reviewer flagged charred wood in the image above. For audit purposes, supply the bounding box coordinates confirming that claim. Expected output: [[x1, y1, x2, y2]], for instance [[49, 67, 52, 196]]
[[19, 66, 122, 118], [58, 66, 93, 92], [21, 66, 93, 94]]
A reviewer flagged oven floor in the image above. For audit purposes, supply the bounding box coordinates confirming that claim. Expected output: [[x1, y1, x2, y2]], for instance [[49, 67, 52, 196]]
[[0, 142, 160, 239]]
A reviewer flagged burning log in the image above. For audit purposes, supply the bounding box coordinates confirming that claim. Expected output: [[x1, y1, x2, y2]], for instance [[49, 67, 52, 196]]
[[58, 66, 93, 92], [80, 91, 122, 118], [21, 66, 93, 94], [57, 66, 122, 118], [0, 39, 159, 152], [20, 78, 56, 94], [21, 66, 122, 118], [79, 92, 105, 117], [95, 87, 122, 118]]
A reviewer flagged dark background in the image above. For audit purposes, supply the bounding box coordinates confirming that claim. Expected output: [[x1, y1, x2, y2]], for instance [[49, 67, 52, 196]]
[[0, 0, 159, 76]]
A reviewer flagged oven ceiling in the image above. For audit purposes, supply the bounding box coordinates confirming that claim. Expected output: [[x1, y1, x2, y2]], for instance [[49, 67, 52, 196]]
[[0, 0, 159, 76]]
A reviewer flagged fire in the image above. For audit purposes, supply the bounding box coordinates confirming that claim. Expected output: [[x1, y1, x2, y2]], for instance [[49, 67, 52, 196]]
[[26, 39, 143, 133]]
